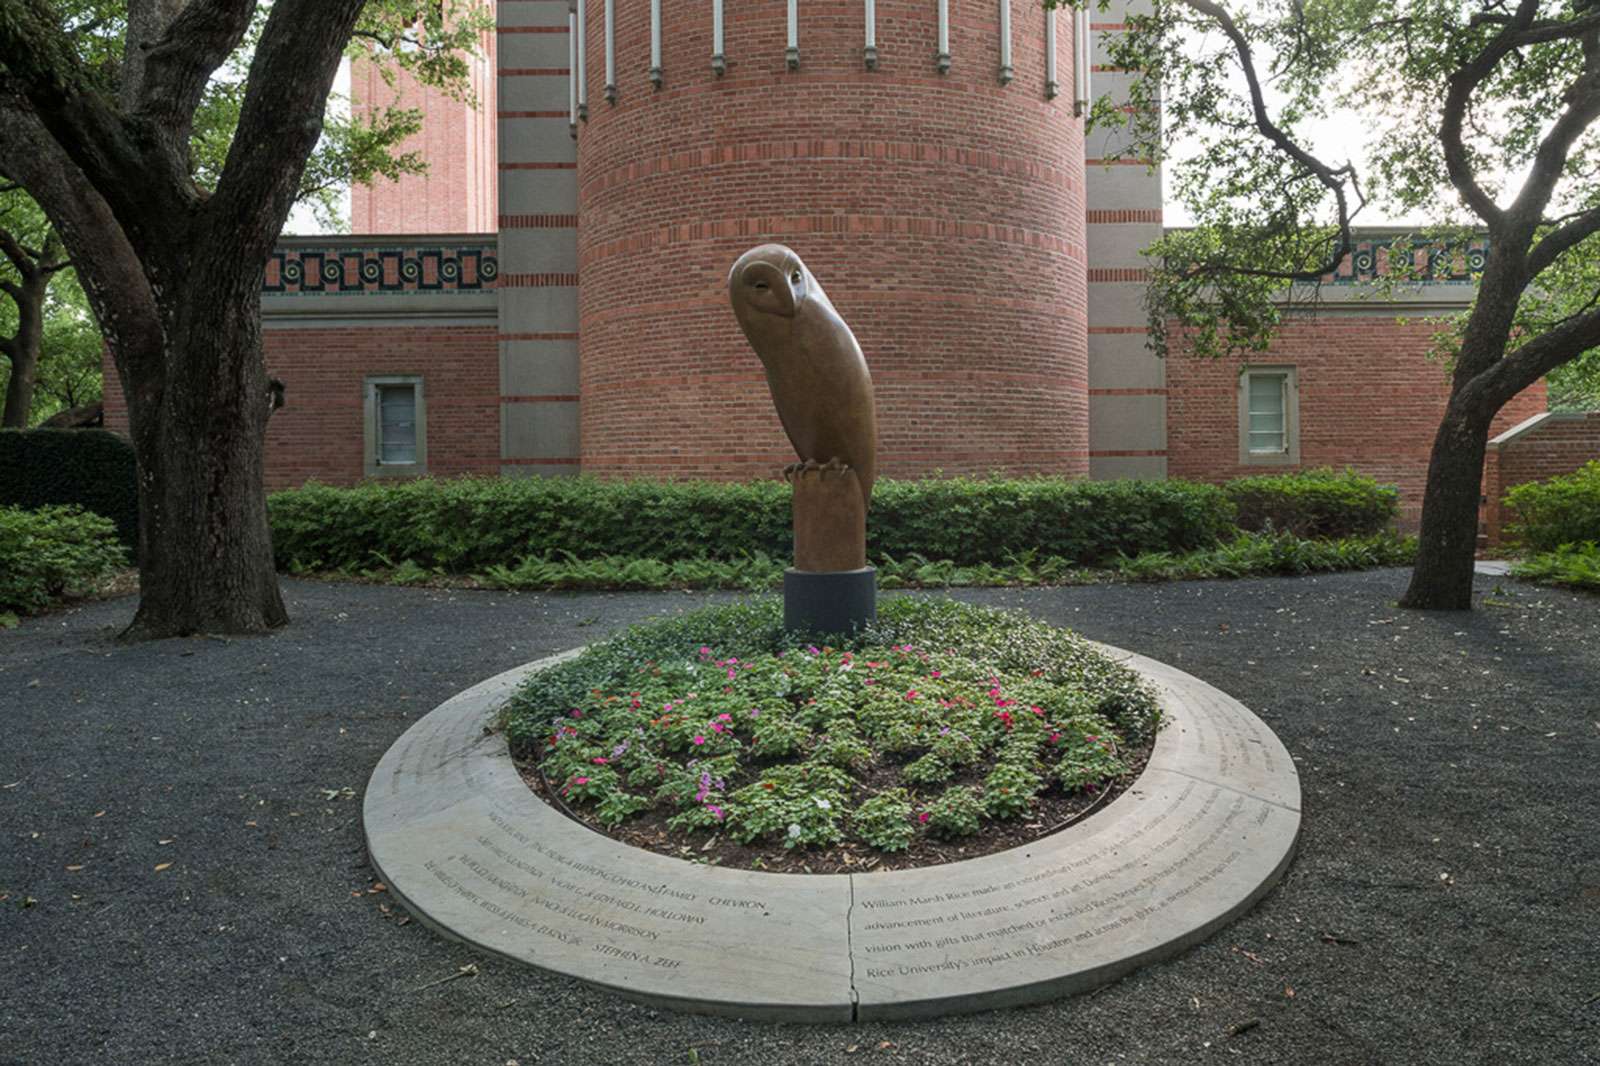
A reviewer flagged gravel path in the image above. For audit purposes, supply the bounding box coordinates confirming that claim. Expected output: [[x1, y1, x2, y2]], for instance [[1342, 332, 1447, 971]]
[[2, 572, 1597, 1066]]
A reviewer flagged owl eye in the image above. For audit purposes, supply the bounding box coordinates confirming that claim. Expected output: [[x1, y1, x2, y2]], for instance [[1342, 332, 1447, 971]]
[[791, 270, 802, 284]]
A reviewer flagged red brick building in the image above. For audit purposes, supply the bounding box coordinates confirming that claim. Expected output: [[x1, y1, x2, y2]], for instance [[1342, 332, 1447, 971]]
[[101, 1, 1590, 527]]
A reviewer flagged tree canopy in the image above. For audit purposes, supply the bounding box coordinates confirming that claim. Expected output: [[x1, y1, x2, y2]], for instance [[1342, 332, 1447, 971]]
[[0, 0, 489, 636], [1053, 0, 1600, 608]]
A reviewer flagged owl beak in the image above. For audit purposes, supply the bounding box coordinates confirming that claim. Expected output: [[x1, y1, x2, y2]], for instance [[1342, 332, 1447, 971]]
[[737, 261, 796, 317]]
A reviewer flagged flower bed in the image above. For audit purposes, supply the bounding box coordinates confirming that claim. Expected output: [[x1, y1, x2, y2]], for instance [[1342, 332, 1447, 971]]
[[502, 598, 1162, 873]]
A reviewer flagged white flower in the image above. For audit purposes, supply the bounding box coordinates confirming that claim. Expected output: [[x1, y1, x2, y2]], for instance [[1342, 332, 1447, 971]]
[[815, 798, 831, 811], [787, 824, 802, 838]]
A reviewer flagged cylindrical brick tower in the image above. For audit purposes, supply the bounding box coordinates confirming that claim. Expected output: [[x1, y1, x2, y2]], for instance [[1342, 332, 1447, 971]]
[[576, 0, 1088, 480]]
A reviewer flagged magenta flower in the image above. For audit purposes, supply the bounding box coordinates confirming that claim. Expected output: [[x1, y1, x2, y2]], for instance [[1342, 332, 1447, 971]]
[[929, 670, 942, 679], [692, 735, 707, 745], [918, 812, 930, 824], [711, 722, 726, 733], [904, 689, 919, 701], [699, 645, 712, 657], [570, 709, 584, 719], [592, 757, 608, 765], [707, 805, 725, 821], [717, 713, 733, 722], [573, 776, 590, 786]]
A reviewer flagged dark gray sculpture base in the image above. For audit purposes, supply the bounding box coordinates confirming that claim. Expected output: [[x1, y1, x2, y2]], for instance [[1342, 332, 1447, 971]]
[[783, 566, 877, 635]]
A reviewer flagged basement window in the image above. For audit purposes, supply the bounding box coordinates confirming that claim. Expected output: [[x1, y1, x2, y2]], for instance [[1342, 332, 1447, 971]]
[[1239, 367, 1299, 466], [365, 375, 427, 476]]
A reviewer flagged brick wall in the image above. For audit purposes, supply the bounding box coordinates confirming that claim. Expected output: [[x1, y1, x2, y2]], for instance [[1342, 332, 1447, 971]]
[[103, 326, 501, 492], [1165, 315, 1549, 528], [1481, 411, 1600, 546], [574, 0, 1089, 482], [349, 30, 498, 234]]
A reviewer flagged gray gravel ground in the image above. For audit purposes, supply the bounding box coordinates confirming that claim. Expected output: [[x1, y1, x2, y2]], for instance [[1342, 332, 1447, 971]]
[[2, 571, 1597, 1066]]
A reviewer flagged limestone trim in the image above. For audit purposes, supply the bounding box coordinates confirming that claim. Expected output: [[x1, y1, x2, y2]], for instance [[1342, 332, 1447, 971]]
[[364, 642, 1300, 1022]]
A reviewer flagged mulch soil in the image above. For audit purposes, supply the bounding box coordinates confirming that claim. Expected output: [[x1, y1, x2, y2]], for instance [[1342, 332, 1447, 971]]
[[2, 571, 1597, 1065]]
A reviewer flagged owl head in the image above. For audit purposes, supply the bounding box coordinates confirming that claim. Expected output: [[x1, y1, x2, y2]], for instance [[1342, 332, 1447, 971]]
[[729, 243, 810, 319]]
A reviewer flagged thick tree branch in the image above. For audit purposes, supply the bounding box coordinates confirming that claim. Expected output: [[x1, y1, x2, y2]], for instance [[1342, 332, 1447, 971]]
[[1171, 0, 1363, 281], [129, 0, 255, 183], [1439, 0, 1544, 228], [0, 225, 38, 278], [121, 0, 188, 109], [1529, 205, 1600, 278], [1506, 29, 1600, 231], [1469, 306, 1600, 412], [0, 103, 162, 386], [0, 8, 188, 241], [207, 0, 367, 263]]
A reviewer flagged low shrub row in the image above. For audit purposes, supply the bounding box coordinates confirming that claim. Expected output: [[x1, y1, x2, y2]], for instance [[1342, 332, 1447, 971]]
[[1224, 467, 1398, 538], [268, 475, 1239, 573], [1506, 461, 1600, 552], [0, 504, 128, 614]]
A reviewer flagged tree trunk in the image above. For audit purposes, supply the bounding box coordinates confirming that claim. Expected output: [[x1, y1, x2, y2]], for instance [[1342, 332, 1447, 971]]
[[1399, 400, 1494, 611], [120, 264, 287, 640], [1, 261, 48, 428]]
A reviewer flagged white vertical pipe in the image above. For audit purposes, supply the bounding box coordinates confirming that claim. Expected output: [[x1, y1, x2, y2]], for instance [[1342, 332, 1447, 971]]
[[1045, 8, 1059, 99], [936, 0, 950, 73], [1074, 7, 1091, 115], [864, 0, 878, 69], [787, 0, 800, 69], [603, 0, 616, 103], [650, 0, 663, 86], [576, 0, 588, 120], [998, 0, 1013, 84], [568, 7, 578, 134], [712, 0, 725, 74]]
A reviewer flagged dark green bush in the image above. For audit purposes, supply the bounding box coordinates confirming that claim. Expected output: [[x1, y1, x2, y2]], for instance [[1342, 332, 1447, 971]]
[[0, 505, 128, 612], [1223, 467, 1398, 538], [1505, 461, 1600, 551], [0, 428, 139, 549], [268, 475, 1236, 573]]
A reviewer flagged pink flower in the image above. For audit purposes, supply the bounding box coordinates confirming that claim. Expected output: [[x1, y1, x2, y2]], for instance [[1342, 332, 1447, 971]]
[[929, 670, 942, 679], [707, 805, 725, 821], [918, 812, 930, 824], [592, 757, 608, 765], [711, 722, 726, 733], [1030, 705, 1045, 716], [570, 709, 584, 719], [717, 713, 733, 722], [699, 645, 712, 657], [727, 668, 737, 679], [572, 776, 589, 786], [904, 690, 919, 701], [692, 735, 707, 745], [1050, 732, 1061, 745]]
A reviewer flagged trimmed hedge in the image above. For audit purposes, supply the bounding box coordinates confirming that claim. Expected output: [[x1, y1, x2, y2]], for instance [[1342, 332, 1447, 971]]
[[0, 505, 128, 613], [267, 475, 1237, 573], [1505, 461, 1600, 551], [1223, 467, 1398, 538], [0, 428, 139, 548]]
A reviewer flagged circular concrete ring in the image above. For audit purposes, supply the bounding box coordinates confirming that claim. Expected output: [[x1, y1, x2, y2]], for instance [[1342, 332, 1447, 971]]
[[364, 645, 1300, 1022]]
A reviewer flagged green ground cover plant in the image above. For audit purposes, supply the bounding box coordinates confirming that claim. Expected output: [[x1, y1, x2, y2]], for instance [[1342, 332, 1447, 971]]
[[1511, 543, 1600, 592], [0, 504, 127, 617], [303, 530, 1415, 593], [1505, 462, 1600, 552], [1223, 468, 1399, 538], [502, 599, 1161, 860]]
